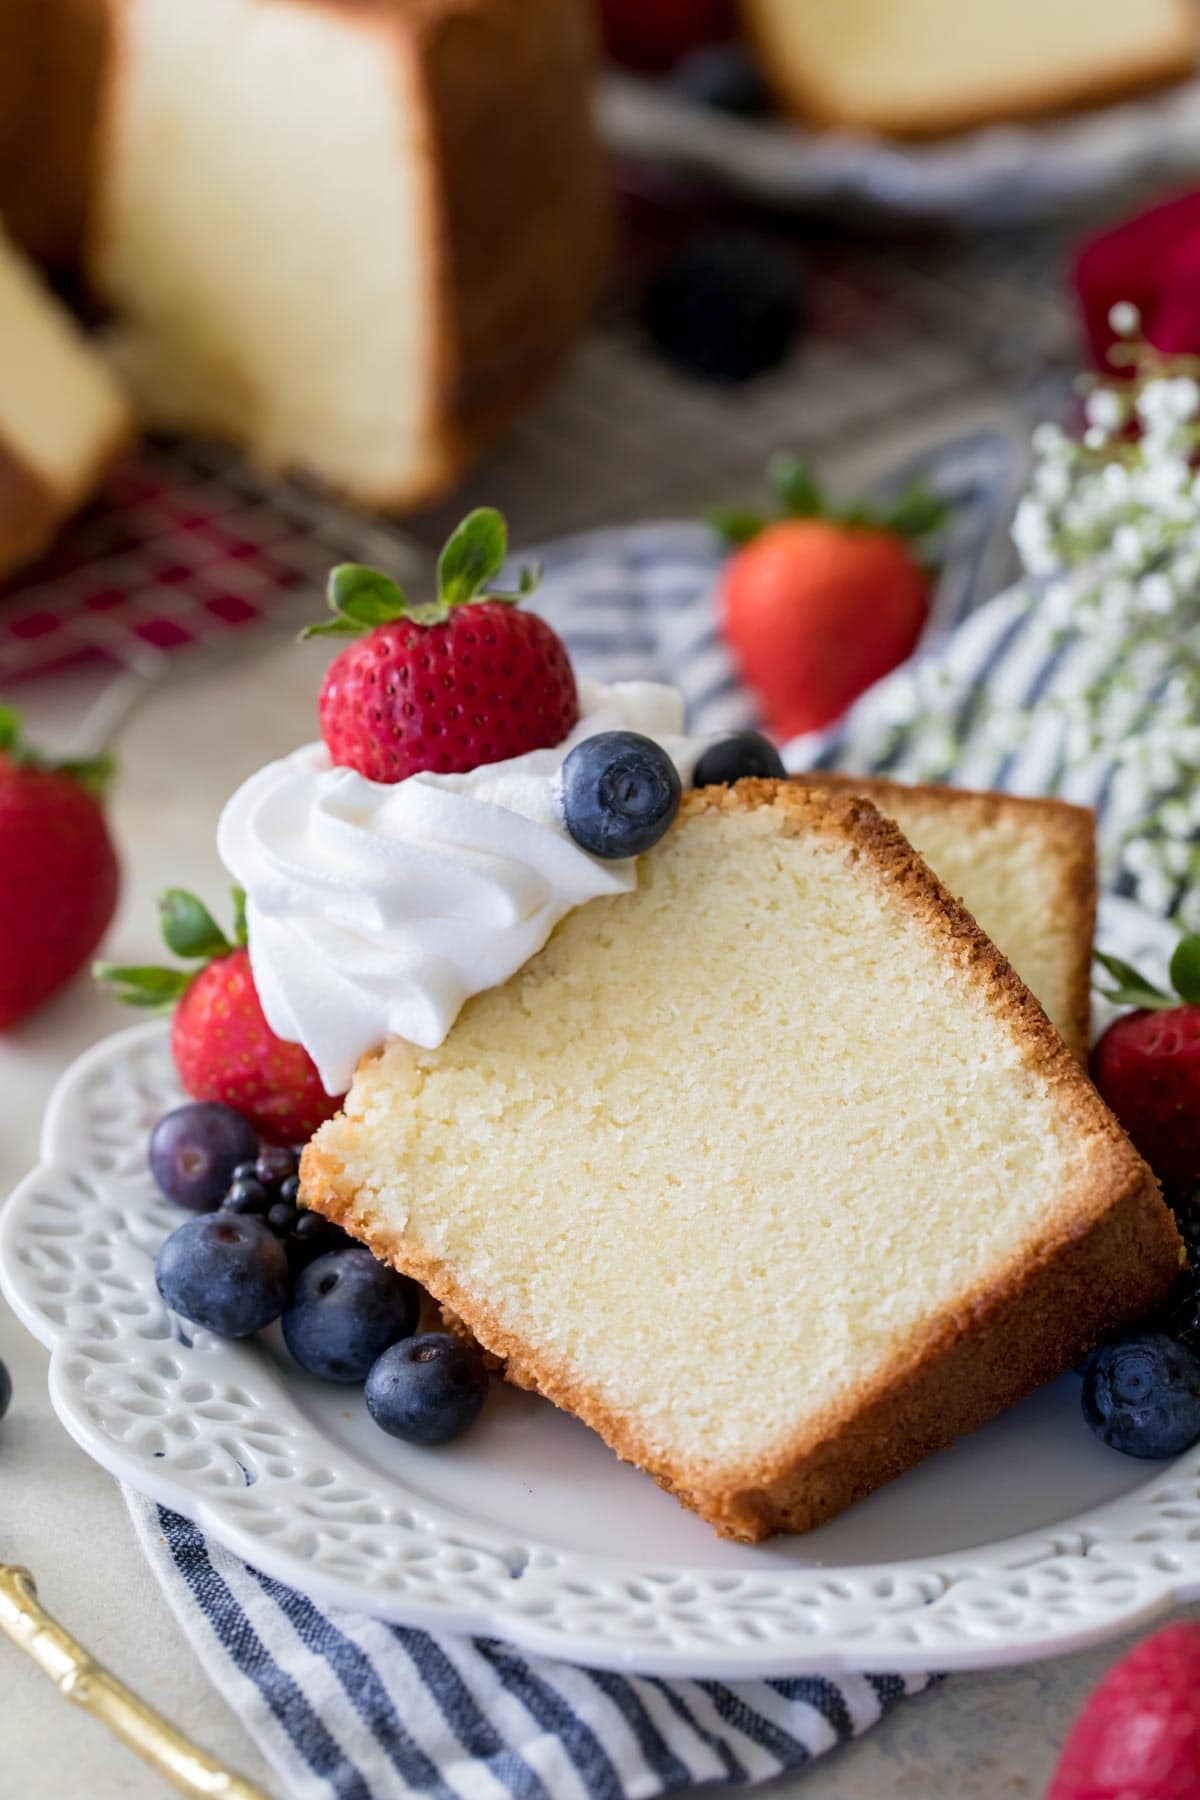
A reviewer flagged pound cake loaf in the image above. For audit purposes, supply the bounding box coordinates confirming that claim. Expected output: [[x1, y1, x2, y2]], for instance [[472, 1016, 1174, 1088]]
[[803, 775, 1095, 1059], [0, 222, 132, 581], [87, 0, 605, 508], [742, 0, 1199, 138], [302, 781, 1179, 1542]]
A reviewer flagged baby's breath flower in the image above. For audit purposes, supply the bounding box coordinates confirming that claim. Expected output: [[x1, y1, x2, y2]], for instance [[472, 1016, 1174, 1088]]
[[1109, 301, 1142, 336]]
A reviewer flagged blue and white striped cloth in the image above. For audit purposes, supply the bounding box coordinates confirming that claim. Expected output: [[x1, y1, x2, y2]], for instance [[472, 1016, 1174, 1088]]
[[128, 429, 1096, 1800]]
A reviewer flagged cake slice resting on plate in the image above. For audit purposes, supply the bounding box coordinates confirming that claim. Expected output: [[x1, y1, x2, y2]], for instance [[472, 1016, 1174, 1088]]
[[302, 782, 1179, 1541]]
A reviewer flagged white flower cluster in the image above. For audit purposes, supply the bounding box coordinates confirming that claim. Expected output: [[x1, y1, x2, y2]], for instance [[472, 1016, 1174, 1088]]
[[874, 306, 1200, 921]]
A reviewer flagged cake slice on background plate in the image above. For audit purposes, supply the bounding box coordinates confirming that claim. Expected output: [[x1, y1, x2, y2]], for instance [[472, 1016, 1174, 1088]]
[[802, 775, 1096, 1060], [89, 0, 606, 509], [302, 780, 1179, 1542], [742, 0, 1199, 138], [0, 221, 132, 582]]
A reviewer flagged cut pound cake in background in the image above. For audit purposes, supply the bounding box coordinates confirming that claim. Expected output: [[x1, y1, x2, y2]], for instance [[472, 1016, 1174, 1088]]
[[801, 775, 1096, 1061], [302, 782, 1179, 1543], [0, 222, 132, 582], [742, 0, 1199, 139], [89, 0, 606, 509]]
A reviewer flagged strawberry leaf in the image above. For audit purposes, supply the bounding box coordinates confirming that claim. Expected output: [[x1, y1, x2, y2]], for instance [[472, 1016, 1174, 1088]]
[[1170, 934, 1200, 1005], [1094, 949, 1174, 1011], [93, 963, 194, 1008], [55, 751, 117, 801], [707, 505, 767, 547], [768, 454, 824, 520], [0, 705, 20, 756], [881, 483, 952, 542], [329, 565, 409, 628], [437, 508, 508, 609], [231, 885, 249, 949], [159, 889, 230, 960]]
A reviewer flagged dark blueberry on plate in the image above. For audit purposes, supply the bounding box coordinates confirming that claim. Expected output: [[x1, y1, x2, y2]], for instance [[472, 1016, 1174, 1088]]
[[256, 1144, 298, 1188], [642, 230, 805, 385], [280, 1174, 301, 1205], [283, 1246, 421, 1383], [693, 731, 786, 787], [0, 1355, 10, 1424], [560, 730, 681, 859], [155, 1213, 289, 1338], [366, 1333, 488, 1446], [267, 1201, 300, 1236], [287, 1211, 353, 1272], [668, 43, 770, 116], [149, 1101, 259, 1211], [1082, 1331, 1200, 1459]]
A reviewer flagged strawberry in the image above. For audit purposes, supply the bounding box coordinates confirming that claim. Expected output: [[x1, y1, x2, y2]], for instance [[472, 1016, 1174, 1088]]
[[307, 508, 578, 784], [712, 456, 948, 741], [1093, 934, 1200, 1190], [1046, 1621, 1200, 1799], [0, 705, 119, 1029], [596, 0, 733, 72], [96, 890, 341, 1142]]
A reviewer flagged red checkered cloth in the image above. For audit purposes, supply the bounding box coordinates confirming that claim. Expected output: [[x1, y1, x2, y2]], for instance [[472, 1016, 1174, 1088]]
[[0, 441, 406, 689]]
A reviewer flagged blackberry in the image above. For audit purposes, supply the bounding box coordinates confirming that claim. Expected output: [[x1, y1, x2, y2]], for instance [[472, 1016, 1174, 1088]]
[[642, 230, 805, 385]]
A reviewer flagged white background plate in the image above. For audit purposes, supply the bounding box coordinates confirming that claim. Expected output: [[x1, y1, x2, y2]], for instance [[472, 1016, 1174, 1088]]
[[2, 894, 1197, 1678], [601, 71, 1200, 223]]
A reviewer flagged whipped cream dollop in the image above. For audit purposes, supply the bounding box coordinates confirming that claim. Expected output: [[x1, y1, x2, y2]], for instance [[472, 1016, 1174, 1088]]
[[217, 681, 703, 1095]]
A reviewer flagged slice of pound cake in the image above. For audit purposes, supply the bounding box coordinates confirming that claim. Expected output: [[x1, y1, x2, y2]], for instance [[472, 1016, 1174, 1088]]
[[302, 782, 1179, 1541], [803, 775, 1095, 1060]]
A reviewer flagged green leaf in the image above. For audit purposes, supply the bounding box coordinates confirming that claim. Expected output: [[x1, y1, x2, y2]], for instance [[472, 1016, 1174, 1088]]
[[1170, 934, 1200, 1004], [489, 560, 543, 605], [158, 889, 230, 960], [299, 616, 366, 641], [93, 962, 193, 1009], [56, 750, 117, 801], [768, 454, 824, 520], [437, 508, 508, 609], [882, 483, 953, 542], [327, 564, 409, 630], [231, 884, 248, 949], [707, 506, 767, 548], [1094, 949, 1173, 1011], [0, 705, 20, 755]]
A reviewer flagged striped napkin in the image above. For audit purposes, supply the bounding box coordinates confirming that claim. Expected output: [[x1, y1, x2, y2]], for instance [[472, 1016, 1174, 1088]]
[[125, 430, 1040, 1799]]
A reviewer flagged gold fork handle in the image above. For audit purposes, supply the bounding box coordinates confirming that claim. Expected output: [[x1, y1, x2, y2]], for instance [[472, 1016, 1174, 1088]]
[[0, 1564, 270, 1799]]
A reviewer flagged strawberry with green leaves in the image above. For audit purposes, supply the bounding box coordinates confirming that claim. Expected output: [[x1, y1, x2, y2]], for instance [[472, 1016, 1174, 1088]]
[[308, 507, 578, 784], [711, 455, 949, 740], [0, 706, 119, 1029], [97, 889, 341, 1142], [1093, 933, 1200, 1190]]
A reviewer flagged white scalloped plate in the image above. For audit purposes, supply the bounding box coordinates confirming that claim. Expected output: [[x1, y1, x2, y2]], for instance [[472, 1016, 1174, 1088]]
[[3, 894, 1199, 1677], [601, 70, 1200, 223]]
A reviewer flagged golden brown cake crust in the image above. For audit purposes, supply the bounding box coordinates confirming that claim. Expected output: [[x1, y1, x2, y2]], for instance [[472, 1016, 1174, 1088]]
[[0, 0, 108, 268], [798, 771, 1098, 1060], [301, 782, 1181, 1541], [0, 414, 130, 585]]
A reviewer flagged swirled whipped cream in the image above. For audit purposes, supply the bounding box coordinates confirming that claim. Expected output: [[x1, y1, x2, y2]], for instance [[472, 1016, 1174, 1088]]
[[217, 681, 703, 1095]]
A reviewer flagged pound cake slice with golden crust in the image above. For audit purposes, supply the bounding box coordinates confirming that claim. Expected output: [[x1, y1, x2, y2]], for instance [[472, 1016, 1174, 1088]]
[[801, 775, 1096, 1061], [301, 782, 1179, 1542]]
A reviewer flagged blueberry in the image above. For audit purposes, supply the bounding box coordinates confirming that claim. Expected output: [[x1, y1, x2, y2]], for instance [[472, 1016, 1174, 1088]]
[[693, 731, 786, 788], [155, 1213, 289, 1338], [1082, 1332, 1200, 1458], [267, 1201, 300, 1236], [280, 1174, 301, 1205], [669, 43, 770, 116], [283, 1246, 421, 1383], [561, 731, 681, 859], [0, 1355, 10, 1424], [256, 1145, 298, 1188], [643, 231, 804, 384], [365, 1333, 488, 1446], [149, 1103, 259, 1212]]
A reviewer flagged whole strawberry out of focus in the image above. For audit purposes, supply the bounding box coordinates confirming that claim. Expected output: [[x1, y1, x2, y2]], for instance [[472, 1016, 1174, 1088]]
[[0, 705, 119, 1029], [712, 456, 949, 742], [1046, 1621, 1200, 1799], [1093, 936, 1200, 1191], [97, 889, 341, 1143], [309, 507, 578, 784]]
